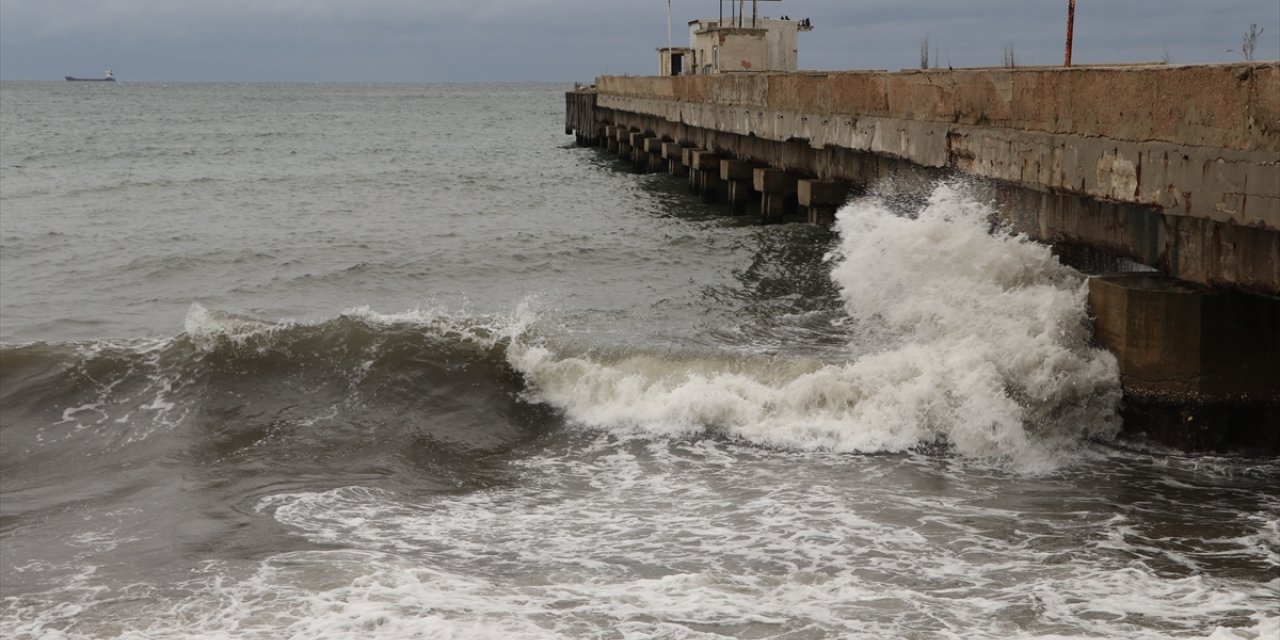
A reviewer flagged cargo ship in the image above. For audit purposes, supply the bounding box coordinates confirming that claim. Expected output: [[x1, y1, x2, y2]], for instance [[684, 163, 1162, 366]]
[[65, 69, 115, 82]]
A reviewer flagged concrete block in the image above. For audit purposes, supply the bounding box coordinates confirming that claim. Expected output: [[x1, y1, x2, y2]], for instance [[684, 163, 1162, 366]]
[[720, 159, 753, 181], [754, 168, 798, 194], [644, 137, 664, 153], [661, 142, 684, 160], [690, 150, 722, 171], [1088, 273, 1280, 397], [1089, 274, 1202, 393], [628, 131, 647, 147], [798, 179, 849, 206]]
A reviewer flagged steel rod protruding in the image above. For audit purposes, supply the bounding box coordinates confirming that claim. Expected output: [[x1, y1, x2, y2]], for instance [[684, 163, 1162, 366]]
[[1065, 0, 1076, 67]]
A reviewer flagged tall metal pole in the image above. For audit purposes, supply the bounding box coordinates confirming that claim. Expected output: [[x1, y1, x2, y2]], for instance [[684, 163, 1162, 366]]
[[1064, 0, 1076, 67], [667, 0, 672, 52]]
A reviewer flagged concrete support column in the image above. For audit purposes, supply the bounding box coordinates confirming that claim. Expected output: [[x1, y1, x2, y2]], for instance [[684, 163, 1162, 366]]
[[754, 168, 799, 223], [604, 126, 618, 152], [798, 179, 849, 225], [721, 160, 757, 215], [683, 148, 701, 192], [662, 142, 688, 176], [628, 132, 650, 171], [643, 137, 666, 173], [616, 128, 635, 159], [1088, 274, 1280, 451], [689, 150, 724, 203]]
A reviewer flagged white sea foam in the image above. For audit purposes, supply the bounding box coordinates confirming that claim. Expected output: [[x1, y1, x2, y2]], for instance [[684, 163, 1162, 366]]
[[342, 296, 541, 350], [6, 438, 1275, 639], [508, 181, 1121, 469], [183, 303, 289, 349]]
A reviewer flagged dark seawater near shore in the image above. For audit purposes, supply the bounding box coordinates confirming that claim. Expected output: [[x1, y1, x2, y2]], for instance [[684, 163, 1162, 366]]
[[1, 81, 1276, 638]]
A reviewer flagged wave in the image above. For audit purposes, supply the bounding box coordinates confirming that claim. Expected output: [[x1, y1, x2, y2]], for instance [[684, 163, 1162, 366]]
[[0, 304, 549, 470], [2, 184, 1122, 470], [509, 182, 1121, 471]]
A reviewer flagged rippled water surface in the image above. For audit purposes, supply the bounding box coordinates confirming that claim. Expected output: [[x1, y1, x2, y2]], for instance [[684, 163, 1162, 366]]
[[1, 81, 1276, 639]]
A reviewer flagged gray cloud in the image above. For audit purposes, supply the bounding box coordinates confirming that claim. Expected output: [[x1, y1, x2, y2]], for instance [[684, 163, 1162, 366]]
[[1, 0, 1275, 81]]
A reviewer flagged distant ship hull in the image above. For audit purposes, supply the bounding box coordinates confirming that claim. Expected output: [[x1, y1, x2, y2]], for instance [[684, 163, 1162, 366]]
[[65, 76, 116, 82]]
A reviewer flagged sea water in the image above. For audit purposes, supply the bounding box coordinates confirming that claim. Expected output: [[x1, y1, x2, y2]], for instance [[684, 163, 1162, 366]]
[[1, 81, 1276, 639]]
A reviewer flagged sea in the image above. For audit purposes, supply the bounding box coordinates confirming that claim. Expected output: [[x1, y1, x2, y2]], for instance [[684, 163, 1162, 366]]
[[0, 81, 1276, 639]]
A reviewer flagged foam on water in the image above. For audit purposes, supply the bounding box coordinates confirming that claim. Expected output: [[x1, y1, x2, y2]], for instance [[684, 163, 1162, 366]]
[[508, 182, 1121, 470], [7, 437, 1273, 639]]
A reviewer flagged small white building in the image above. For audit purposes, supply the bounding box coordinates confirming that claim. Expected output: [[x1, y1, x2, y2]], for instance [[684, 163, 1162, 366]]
[[686, 17, 811, 75]]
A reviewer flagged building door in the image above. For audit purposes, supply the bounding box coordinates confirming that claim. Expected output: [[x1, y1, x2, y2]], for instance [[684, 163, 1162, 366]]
[[671, 53, 683, 76]]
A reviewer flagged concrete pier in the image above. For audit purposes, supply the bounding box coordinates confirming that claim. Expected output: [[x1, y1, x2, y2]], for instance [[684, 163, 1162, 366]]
[[571, 64, 1279, 294], [565, 63, 1280, 451]]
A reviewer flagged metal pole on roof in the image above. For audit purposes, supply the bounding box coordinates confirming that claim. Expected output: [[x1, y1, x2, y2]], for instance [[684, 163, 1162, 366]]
[[667, 0, 672, 52], [752, 0, 757, 28], [1064, 0, 1076, 67], [739, 0, 745, 27]]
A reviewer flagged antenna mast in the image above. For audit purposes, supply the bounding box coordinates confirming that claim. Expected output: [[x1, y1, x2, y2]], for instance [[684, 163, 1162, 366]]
[[1064, 0, 1076, 67]]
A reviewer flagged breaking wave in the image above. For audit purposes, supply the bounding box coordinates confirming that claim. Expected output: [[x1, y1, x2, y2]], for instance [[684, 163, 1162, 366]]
[[3, 184, 1122, 472], [508, 182, 1121, 470], [0, 303, 549, 468]]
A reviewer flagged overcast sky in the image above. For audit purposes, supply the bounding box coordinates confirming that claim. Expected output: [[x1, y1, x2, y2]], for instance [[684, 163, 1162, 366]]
[[1, 0, 1276, 82]]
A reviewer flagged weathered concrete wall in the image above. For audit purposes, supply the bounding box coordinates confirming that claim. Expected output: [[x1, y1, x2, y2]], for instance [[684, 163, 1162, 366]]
[[594, 64, 1279, 150], [575, 64, 1280, 295], [565, 91, 599, 144]]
